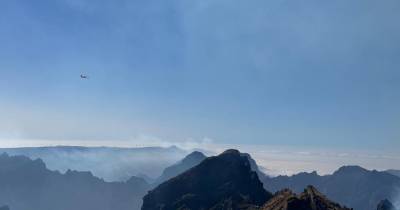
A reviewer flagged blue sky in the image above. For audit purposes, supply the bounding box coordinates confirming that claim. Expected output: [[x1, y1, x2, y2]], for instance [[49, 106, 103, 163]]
[[0, 0, 400, 153]]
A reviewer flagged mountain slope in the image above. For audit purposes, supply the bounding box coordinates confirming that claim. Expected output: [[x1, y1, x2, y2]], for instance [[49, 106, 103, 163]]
[[155, 151, 207, 184], [0, 153, 150, 210], [142, 149, 272, 210], [261, 186, 351, 210], [262, 166, 400, 210]]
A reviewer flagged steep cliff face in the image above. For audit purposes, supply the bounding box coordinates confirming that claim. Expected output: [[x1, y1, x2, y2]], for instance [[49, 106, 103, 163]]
[[142, 149, 272, 210]]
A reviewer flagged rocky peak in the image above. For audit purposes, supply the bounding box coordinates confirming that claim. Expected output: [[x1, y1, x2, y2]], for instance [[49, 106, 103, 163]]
[[142, 149, 272, 210], [181, 151, 206, 163], [333, 165, 369, 176], [261, 185, 352, 210]]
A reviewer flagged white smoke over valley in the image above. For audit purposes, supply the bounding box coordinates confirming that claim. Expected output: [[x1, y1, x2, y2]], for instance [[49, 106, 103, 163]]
[[0, 136, 399, 181]]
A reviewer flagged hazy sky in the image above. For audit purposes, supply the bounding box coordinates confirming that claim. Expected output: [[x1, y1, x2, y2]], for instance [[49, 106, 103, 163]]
[[0, 0, 399, 155]]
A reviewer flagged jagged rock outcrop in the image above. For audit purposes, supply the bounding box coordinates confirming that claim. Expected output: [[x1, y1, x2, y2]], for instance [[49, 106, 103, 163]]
[[377, 199, 397, 210], [261, 186, 352, 210], [142, 149, 272, 210]]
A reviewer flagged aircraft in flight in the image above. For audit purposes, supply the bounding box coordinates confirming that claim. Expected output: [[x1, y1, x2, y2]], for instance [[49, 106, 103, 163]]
[[80, 74, 89, 79]]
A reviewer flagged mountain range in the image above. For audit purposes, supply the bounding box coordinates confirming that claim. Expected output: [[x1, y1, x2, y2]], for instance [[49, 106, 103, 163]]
[[0, 146, 188, 181], [150, 149, 400, 210], [142, 149, 353, 210], [261, 166, 400, 210], [0, 148, 399, 210], [0, 153, 150, 210], [154, 150, 400, 210]]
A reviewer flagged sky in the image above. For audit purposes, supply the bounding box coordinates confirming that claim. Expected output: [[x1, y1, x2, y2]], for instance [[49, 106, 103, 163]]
[[0, 0, 399, 171]]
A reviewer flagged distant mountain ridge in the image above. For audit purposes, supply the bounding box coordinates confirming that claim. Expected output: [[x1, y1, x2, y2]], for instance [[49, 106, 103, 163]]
[[0, 146, 188, 181], [0, 153, 150, 210], [262, 165, 400, 210], [155, 151, 207, 185]]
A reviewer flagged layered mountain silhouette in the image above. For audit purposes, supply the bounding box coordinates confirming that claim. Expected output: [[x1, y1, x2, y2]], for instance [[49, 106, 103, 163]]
[[0, 153, 150, 210], [377, 199, 397, 210], [261, 186, 351, 210], [0, 146, 187, 181], [2, 147, 399, 210], [262, 166, 400, 210], [142, 149, 272, 210], [148, 149, 400, 210], [155, 151, 207, 185], [142, 149, 356, 210], [0, 206, 9, 210]]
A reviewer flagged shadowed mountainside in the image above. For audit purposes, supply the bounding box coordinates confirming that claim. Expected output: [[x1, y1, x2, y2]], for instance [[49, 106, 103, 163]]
[[0, 153, 150, 210], [154, 151, 207, 185], [262, 166, 400, 210], [142, 149, 272, 210]]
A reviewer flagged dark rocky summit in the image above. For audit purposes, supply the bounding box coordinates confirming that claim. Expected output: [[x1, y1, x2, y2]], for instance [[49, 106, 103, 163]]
[[142, 149, 272, 210], [377, 199, 397, 210], [0, 206, 9, 210], [261, 186, 352, 210]]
